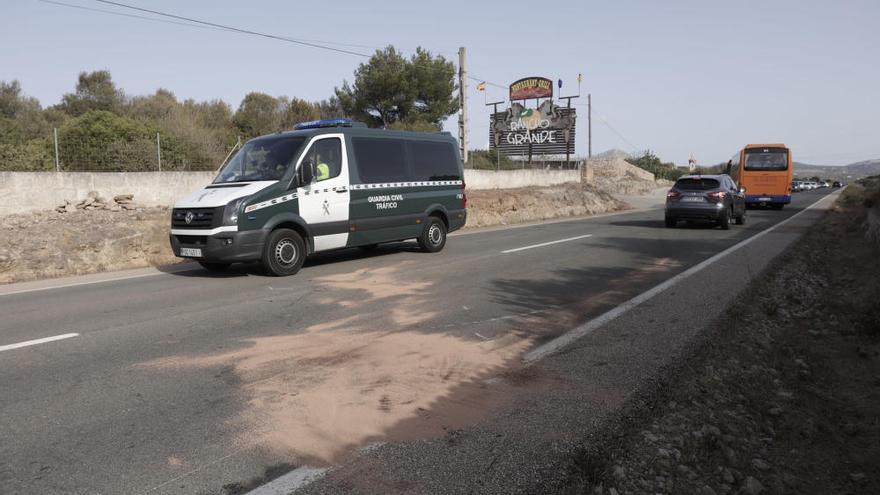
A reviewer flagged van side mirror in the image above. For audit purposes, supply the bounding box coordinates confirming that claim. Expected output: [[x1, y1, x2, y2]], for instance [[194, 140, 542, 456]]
[[297, 160, 316, 187], [726, 160, 733, 175], [739, 186, 746, 194]]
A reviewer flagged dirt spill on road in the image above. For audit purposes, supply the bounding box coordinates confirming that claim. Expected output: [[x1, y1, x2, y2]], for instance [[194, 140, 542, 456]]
[[141, 264, 533, 463]]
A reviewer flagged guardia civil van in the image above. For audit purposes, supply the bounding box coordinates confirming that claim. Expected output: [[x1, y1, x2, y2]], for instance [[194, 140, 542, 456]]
[[169, 119, 467, 276]]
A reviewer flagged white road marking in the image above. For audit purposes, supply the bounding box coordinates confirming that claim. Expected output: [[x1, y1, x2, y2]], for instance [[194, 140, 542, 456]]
[[524, 192, 837, 363], [0, 264, 199, 298], [0, 333, 79, 352], [244, 466, 328, 495], [501, 234, 594, 254]]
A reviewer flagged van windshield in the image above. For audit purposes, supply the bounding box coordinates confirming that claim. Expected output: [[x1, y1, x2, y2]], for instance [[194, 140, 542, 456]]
[[214, 136, 306, 183]]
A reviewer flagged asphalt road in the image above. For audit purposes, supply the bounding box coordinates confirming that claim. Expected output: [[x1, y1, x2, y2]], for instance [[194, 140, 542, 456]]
[[0, 189, 834, 495]]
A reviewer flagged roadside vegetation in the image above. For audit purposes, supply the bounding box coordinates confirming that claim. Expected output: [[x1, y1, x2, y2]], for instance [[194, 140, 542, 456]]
[[626, 151, 688, 181], [563, 180, 880, 495], [0, 46, 457, 171]]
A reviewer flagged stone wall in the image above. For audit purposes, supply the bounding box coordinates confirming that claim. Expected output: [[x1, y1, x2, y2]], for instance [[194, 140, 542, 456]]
[[463, 169, 580, 190], [0, 172, 215, 215], [1, 169, 584, 214]]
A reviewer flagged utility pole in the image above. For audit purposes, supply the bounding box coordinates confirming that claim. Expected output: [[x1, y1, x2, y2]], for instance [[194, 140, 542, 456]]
[[53, 127, 60, 172], [486, 100, 505, 171], [458, 47, 468, 164], [587, 93, 592, 158], [156, 132, 162, 171], [559, 95, 579, 169]]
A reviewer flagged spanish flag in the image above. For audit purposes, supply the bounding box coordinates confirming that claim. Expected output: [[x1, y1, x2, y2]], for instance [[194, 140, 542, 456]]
[[477, 81, 486, 91]]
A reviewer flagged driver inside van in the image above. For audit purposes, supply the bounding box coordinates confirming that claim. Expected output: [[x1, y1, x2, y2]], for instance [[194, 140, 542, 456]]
[[316, 155, 330, 181], [315, 145, 339, 182]]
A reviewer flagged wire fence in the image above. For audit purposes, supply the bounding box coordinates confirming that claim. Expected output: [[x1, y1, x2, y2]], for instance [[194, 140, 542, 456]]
[[0, 129, 236, 172], [1, 129, 583, 173]]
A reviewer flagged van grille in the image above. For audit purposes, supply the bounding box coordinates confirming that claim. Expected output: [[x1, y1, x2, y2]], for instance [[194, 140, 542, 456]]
[[171, 207, 222, 229]]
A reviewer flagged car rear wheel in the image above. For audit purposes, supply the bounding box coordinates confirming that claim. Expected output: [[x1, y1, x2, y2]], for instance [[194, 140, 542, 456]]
[[262, 228, 306, 277], [735, 210, 746, 225], [719, 207, 732, 230], [417, 217, 447, 252], [664, 215, 677, 228]]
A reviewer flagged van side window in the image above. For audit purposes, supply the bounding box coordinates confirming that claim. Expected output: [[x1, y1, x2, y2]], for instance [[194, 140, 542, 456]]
[[408, 141, 461, 181], [304, 138, 342, 182], [352, 138, 407, 183]]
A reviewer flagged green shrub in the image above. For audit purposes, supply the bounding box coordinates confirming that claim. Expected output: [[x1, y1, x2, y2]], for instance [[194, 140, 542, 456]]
[[0, 139, 53, 171], [626, 151, 687, 181]]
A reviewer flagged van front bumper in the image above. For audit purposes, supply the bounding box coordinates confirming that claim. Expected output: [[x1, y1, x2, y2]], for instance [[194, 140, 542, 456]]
[[170, 228, 267, 263]]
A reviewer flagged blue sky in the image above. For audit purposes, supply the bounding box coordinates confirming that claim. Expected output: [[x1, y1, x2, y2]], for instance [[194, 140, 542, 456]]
[[2, 0, 878, 165]]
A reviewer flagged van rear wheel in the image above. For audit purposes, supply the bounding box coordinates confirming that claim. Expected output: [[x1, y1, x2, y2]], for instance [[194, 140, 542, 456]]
[[418, 217, 447, 253], [262, 228, 306, 276]]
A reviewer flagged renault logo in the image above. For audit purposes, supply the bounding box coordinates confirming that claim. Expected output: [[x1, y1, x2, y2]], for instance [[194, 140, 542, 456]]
[[185, 211, 194, 224]]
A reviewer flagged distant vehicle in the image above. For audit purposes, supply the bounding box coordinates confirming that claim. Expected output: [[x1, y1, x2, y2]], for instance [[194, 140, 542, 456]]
[[665, 174, 746, 229], [169, 119, 467, 276], [791, 181, 803, 192], [833, 181, 843, 187], [727, 143, 793, 209]]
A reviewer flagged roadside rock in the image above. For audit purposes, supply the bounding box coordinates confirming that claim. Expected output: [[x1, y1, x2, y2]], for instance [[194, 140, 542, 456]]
[[741, 476, 764, 494]]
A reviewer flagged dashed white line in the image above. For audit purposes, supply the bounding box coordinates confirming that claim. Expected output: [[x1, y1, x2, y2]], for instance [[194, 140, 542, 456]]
[[501, 234, 593, 254], [0, 333, 79, 352], [244, 466, 328, 495]]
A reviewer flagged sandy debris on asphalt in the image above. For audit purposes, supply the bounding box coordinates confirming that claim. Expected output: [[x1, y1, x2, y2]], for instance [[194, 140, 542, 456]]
[[141, 264, 534, 463]]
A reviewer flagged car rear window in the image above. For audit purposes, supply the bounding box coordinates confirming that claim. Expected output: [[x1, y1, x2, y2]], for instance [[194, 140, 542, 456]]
[[675, 178, 720, 191]]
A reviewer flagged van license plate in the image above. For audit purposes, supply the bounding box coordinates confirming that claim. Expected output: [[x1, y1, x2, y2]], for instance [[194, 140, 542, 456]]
[[180, 248, 203, 257]]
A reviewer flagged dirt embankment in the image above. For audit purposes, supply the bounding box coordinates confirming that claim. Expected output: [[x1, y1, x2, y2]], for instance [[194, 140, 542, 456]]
[[563, 182, 880, 495], [0, 184, 630, 284], [0, 206, 178, 284], [466, 183, 627, 228]]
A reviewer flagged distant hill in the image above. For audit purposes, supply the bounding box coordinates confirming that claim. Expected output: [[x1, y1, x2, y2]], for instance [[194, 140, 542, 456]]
[[593, 149, 632, 160], [793, 159, 880, 180]]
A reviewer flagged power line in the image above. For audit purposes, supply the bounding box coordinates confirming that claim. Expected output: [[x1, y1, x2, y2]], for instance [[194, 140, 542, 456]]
[[37, 0, 231, 32], [45, 1, 506, 93], [93, 0, 372, 57], [468, 75, 506, 90], [587, 104, 642, 153]]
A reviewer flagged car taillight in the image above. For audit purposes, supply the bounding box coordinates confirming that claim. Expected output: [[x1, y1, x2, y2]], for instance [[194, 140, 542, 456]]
[[705, 191, 726, 202], [667, 190, 681, 199]]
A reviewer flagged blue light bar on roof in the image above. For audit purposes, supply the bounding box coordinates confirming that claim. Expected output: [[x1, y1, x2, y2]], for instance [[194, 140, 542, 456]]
[[294, 118, 355, 130]]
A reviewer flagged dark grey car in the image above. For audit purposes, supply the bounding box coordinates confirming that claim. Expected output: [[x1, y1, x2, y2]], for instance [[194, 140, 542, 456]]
[[665, 174, 746, 229]]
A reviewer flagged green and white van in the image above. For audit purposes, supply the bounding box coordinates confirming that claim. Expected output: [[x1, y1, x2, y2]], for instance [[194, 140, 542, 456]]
[[169, 119, 467, 276]]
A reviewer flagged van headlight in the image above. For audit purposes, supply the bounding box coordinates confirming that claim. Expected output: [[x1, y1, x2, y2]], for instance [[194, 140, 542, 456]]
[[223, 197, 246, 225]]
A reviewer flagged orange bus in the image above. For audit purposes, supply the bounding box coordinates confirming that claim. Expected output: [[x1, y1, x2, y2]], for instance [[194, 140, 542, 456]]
[[728, 143, 793, 209]]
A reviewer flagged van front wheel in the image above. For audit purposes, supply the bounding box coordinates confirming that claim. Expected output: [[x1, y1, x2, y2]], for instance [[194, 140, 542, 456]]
[[418, 217, 447, 253], [262, 228, 306, 276]]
